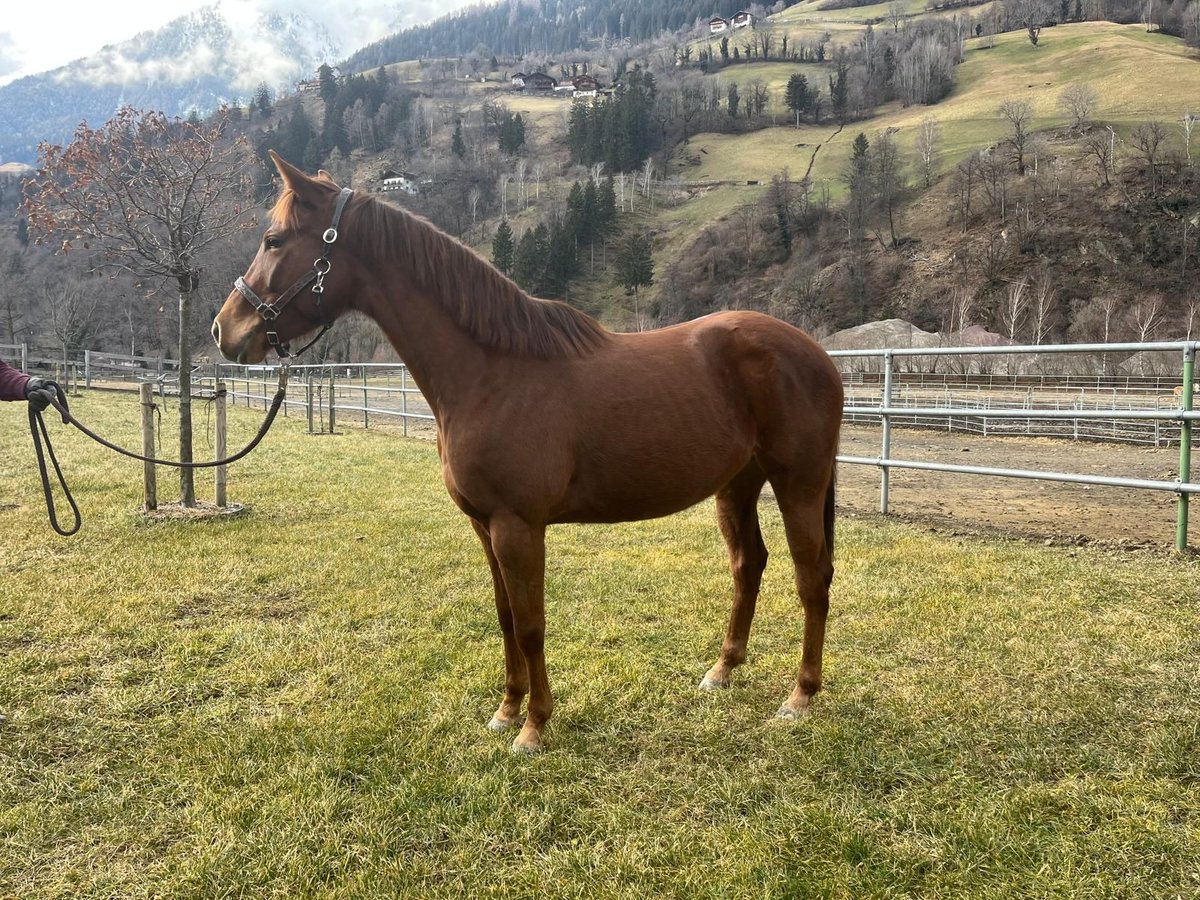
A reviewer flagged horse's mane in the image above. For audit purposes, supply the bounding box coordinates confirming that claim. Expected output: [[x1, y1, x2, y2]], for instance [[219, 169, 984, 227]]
[[274, 188, 611, 360]]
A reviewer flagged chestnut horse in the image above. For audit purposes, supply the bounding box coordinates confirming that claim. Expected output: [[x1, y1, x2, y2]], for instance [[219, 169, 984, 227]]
[[213, 152, 843, 753]]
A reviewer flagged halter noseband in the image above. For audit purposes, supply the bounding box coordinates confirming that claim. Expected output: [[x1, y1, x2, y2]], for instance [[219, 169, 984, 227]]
[[234, 186, 354, 359]]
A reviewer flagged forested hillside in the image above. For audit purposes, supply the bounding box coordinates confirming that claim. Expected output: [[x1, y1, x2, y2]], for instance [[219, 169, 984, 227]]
[[3, 0, 1199, 366]]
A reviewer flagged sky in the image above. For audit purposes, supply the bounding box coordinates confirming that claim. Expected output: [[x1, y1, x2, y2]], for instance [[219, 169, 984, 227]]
[[0, 0, 475, 87]]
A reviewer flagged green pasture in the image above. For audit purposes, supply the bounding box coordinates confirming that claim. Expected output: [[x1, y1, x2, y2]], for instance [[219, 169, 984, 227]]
[[3, 393, 1200, 898], [669, 23, 1200, 195]]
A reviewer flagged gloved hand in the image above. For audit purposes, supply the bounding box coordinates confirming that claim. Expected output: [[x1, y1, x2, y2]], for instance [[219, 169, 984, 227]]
[[25, 377, 68, 417]]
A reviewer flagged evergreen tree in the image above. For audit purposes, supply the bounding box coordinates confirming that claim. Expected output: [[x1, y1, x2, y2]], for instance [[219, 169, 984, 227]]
[[785, 73, 810, 126], [452, 120, 466, 159], [581, 179, 599, 245], [318, 63, 339, 106], [829, 58, 849, 123], [492, 219, 515, 275], [727, 83, 740, 118], [513, 223, 549, 293], [616, 230, 654, 300], [498, 112, 526, 154], [254, 82, 274, 118], [543, 218, 579, 299], [284, 107, 314, 167], [597, 176, 617, 234]]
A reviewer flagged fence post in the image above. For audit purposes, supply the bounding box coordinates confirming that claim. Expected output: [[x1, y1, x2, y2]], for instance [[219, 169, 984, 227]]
[[328, 368, 336, 433], [140, 382, 157, 511], [20, 342, 27, 372], [215, 381, 227, 508], [84, 350, 91, 388], [401, 366, 409, 437], [880, 350, 894, 515], [306, 371, 315, 434], [1177, 344, 1195, 553], [362, 367, 369, 428]]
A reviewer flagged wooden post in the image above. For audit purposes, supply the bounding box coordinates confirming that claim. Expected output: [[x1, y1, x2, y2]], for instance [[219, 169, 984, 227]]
[[328, 369, 336, 433], [215, 381, 227, 508], [140, 382, 157, 511], [402, 367, 409, 438], [84, 350, 92, 388]]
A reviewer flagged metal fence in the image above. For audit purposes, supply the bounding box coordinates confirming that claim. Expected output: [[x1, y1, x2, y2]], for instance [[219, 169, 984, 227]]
[[4, 339, 1197, 551], [830, 341, 1198, 553]]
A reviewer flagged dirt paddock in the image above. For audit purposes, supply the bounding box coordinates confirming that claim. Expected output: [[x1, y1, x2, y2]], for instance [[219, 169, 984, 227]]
[[831, 424, 1194, 551]]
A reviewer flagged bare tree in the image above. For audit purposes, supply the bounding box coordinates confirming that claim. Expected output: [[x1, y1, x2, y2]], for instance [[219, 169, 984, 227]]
[[999, 99, 1034, 176], [1131, 294, 1166, 342], [42, 277, 101, 373], [468, 186, 482, 240], [1132, 121, 1167, 192], [871, 129, 906, 248], [532, 161, 545, 200], [1082, 127, 1117, 186], [915, 117, 943, 188], [999, 279, 1030, 343], [1181, 113, 1197, 167], [1057, 83, 1099, 133], [24, 108, 253, 506], [1029, 271, 1059, 344]]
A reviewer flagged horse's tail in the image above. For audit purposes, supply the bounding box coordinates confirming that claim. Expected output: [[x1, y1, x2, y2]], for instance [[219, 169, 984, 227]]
[[824, 462, 837, 563]]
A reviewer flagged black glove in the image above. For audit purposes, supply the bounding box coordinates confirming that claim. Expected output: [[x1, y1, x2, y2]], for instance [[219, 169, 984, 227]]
[[25, 377, 68, 417]]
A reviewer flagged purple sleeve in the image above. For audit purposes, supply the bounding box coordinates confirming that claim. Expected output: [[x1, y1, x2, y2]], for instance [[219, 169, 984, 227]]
[[0, 358, 31, 402]]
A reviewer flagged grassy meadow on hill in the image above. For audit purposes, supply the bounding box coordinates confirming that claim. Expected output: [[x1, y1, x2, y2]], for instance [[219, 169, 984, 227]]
[[669, 23, 1200, 194], [3, 392, 1200, 897]]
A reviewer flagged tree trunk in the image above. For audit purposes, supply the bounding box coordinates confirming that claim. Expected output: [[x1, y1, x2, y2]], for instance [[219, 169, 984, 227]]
[[178, 287, 196, 506]]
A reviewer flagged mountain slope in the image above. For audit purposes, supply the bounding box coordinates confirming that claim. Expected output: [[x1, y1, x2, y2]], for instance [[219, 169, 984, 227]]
[[0, 5, 344, 164]]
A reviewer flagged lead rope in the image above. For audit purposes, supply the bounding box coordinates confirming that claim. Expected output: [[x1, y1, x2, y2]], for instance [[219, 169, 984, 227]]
[[29, 367, 290, 536]]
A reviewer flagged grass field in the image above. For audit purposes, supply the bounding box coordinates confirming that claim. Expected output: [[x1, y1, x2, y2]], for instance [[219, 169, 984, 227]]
[[669, 23, 1200, 192], [3, 393, 1200, 897]]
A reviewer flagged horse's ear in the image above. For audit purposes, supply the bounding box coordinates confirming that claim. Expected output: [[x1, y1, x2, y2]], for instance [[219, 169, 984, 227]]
[[268, 150, 320, 196], [315, 169, 342, 188]]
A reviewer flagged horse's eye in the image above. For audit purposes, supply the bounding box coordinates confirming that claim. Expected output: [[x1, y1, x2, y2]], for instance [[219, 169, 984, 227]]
[[264, 236, 283, 250]]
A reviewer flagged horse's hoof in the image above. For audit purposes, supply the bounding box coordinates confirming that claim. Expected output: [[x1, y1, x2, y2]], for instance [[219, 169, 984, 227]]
[[698, 669, 730, 691], [487, 714, 520, 732], [511, 721, 544, 754]]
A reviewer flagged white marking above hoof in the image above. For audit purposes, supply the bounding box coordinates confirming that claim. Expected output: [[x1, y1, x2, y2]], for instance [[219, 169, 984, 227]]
[[698, 671, 730, 692], [487, 714, 520, 732]]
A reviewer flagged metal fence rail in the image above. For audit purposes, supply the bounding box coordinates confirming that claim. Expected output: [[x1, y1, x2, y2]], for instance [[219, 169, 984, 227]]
[[829, 340, 1198, 553], [5, 338, 1197, 551]]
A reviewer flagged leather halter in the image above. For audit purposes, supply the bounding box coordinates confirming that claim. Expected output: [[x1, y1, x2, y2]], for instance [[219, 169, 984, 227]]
[[233, 186, 354, 359]]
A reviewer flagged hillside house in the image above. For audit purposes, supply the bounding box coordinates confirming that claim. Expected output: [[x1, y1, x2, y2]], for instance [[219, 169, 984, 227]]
[[524, 72, 559, 91], [732, 10, 755, 28], [511, 72, 526, 88], [572, 74, 600, 92], [709, 16, 730, 34], [378, 169, 419, 195]]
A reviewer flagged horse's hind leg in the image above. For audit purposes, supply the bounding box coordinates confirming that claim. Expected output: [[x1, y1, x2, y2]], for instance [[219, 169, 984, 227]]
[[700, 461, 768, 691], [772, 471, 835, 719], [470, 518, 528, 732]]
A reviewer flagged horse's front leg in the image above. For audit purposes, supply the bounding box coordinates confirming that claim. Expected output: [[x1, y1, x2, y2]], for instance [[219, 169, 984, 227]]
[[488, 513, 551, 754], [470, 518, 527, 732]]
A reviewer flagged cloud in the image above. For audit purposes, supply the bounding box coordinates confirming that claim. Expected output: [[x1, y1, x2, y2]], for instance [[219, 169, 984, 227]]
[[0, 31, 23, 79], [46, 0, 479, 99]]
